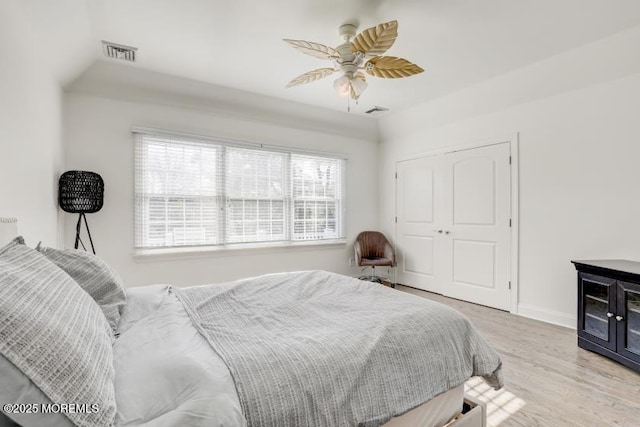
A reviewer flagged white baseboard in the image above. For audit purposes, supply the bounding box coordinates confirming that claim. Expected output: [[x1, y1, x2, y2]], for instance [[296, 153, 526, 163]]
[[517, 304, 576, 329]]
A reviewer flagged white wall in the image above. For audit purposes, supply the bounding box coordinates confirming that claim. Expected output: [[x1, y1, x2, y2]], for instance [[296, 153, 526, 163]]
[[379, 26, 640, 328], [0, 1, 63, 246], [63, 77, 379, 287]]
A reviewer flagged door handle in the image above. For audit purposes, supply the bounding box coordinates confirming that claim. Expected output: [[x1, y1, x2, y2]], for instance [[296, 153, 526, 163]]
[[615, 315, 624, 322], [606, 312, 614, 318], [435, 229, 443, 233], [444, 230, 450, 235]]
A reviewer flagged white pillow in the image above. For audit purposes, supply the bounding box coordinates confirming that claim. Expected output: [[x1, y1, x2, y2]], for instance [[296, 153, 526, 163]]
[[0, 237, 116, 427]]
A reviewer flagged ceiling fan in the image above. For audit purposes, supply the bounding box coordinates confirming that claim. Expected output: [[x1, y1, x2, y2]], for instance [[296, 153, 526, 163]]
[[284, 20, 424, 102]]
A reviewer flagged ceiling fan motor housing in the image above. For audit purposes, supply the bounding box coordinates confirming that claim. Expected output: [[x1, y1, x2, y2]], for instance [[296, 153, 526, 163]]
[[336, 42, 364, 78], [336, 43, 354, 62]]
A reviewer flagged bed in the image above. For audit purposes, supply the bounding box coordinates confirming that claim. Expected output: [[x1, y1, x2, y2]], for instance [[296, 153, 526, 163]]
[[0, 237, 502, 427]]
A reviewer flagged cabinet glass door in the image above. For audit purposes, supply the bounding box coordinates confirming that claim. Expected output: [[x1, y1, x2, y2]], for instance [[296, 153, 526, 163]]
[[617, 281, 640, 363], [578, 273, 616, 350]]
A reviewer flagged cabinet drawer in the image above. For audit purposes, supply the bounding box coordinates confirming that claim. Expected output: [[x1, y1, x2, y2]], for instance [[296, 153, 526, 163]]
[[445, 396, 486, 427]]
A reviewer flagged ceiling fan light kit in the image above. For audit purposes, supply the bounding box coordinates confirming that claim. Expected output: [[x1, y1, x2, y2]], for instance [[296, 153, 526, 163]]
[[284, 20, 423, 109], [333, 75, 352, 97]]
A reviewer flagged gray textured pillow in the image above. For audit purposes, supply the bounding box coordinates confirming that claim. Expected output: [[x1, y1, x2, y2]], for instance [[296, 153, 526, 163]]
[[0, 237, 116, 427], [37, 245, 126, 334]]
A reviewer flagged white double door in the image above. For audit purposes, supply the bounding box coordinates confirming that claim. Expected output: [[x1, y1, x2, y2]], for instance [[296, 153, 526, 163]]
[[396, 143, 511, 311]]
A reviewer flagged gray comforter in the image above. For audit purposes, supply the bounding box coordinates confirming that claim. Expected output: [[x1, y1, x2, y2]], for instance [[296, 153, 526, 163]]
[[174, 271, 503, 427]]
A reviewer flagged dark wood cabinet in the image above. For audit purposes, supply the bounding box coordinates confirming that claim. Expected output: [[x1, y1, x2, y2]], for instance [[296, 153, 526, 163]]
[[572, 260, 640, 372]]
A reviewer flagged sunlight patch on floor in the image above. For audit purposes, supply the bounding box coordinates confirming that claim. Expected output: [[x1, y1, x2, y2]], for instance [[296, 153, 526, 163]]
[[465, 377, 526, 426]]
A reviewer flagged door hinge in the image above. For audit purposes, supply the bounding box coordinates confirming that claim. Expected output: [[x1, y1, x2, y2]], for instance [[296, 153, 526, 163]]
[[509, 156, 512, 165], [509, 218, 512, 227], [509, 281, 512, 290], [395, 172, 398, 179], [395, 216, 398, 223]]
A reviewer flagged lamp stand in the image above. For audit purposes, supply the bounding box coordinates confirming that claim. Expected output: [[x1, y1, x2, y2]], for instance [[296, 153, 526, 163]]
[[74, 213, 96, 255]]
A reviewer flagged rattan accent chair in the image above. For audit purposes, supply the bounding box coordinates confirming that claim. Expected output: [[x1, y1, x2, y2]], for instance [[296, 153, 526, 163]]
[[354, 231, 396, 287]]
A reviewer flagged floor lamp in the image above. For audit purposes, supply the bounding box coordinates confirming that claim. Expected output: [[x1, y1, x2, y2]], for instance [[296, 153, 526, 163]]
[[58, 171, 104, 254]]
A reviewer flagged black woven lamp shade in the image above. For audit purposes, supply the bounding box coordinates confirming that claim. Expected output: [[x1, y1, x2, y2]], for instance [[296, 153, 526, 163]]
[[59, 171, 104, 214]]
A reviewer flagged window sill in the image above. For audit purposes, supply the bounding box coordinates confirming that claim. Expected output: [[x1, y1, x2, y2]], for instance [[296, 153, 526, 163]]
[[133, 239, 347, 262]]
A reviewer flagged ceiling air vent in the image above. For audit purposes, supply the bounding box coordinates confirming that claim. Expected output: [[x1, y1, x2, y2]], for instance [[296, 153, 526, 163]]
[[364, 106, 389, 115], [102, 41, 137, 62]]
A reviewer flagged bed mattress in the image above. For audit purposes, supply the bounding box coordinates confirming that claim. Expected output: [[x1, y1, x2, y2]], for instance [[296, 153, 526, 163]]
[[384, 385, 464, 427]]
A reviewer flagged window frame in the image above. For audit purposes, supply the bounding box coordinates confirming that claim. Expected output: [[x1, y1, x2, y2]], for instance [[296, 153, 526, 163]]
[[133, 127, 347, 255]]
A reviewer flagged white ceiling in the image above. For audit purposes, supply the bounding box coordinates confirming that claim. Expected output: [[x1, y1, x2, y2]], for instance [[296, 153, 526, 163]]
[[20, 0, 640, 116]]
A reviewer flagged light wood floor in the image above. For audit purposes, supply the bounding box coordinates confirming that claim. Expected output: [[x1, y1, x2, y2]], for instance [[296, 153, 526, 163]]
[[397, 285, 640, 427]]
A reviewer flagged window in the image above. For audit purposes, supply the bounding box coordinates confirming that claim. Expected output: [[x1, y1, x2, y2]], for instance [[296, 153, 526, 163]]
[[134, 132, 345, 251]]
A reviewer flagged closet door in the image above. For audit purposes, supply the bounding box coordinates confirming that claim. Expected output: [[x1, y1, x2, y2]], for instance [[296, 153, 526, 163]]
[[395, 143, 512, 310], [441, 143, 511, 310], [396, 156, 445, 293]]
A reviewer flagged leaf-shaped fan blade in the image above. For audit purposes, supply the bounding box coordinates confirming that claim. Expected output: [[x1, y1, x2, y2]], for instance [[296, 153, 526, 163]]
[[283, 39, 338, 60], [355, 71, 366, 82], [285, 68, 336, 88], [365, 56, 424, 78], [350, 20, 398, 57]]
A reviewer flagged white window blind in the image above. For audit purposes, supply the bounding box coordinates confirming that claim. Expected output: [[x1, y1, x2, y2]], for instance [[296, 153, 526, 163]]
[[225, 147, 287, 244], [134, 132, 345, 250], [291, 154, 343, 241], [135, 134, 222, 248]]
